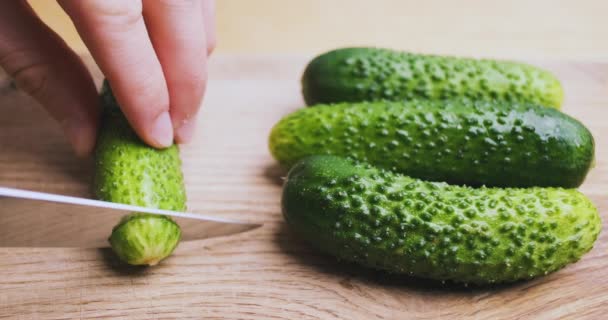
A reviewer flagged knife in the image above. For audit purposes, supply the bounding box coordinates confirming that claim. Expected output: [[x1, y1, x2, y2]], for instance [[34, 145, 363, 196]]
[[0, 186, 261, 248]]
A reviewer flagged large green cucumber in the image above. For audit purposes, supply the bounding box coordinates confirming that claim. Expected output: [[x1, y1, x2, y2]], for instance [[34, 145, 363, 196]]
[[282, 155, 601, 284], [302, 47, 563, 108], [269, 99, 594, 188]]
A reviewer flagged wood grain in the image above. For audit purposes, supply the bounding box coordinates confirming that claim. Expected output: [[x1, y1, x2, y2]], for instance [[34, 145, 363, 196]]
[[0, 55, 606, 319]]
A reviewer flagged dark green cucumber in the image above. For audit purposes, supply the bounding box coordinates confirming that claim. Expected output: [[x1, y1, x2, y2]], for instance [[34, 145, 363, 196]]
[[95, 81, 186, 265], [283, 155, 601, 284], [302, 47, 563, 108], [269, 99, 594, 188]]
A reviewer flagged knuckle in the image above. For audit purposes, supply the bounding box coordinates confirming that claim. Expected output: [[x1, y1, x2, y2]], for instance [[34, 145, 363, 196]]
[[15, 63, 51, 98], [0, 50, 52, 98], [85, 0, 144, 28], [156, 0, 198, 9], [14, 63, 52, 98]]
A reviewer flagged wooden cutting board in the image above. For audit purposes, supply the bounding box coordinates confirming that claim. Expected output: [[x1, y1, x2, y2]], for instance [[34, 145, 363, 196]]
[[0, 55, 606, 319]]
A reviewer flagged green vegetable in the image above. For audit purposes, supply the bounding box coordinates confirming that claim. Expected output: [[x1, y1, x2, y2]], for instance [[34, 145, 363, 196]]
[[108, 213, 181, 266], [269, 99, 594, 188], [282, 155, 601, 284], [95, 80, 186, 266], [302, 47, 563, 108]]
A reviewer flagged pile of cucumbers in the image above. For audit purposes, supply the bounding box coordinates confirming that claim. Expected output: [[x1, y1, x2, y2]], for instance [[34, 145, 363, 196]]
[[269, 47, 600, 285]]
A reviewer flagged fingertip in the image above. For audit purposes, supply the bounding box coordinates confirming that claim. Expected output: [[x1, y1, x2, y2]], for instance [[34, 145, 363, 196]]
[[175, 117, 196, 144], [206, 34, 217, 56], [148, 111, 174, 148], [61, 0, 173, 149], [202, 0, 216, 56]]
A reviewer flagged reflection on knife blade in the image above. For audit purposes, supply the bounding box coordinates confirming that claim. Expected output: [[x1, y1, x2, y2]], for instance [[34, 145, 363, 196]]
[[0, 186, 261, 248]]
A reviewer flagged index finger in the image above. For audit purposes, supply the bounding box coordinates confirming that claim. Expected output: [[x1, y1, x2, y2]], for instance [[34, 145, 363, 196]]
[[58, 0, 173, 148], [143, 0, 208, 144]]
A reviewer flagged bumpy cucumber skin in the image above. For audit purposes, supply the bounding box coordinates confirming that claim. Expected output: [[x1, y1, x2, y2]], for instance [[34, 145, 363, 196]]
[[302, 47, 564, 108], [108, 213, 181, 266], [283, 156, 601, 285], [95, 81, 186, 265], [269, 99, 594, 188]]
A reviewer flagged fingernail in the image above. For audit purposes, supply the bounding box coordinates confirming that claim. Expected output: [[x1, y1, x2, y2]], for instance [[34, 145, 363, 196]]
[[62, 118, 93, 157], [176, 118, 196, 143], [151, 112, 174, 148]]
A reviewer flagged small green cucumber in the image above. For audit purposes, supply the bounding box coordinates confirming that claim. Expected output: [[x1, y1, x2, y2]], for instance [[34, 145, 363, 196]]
[[95, 80, 186, 266], [108, 213, 181, 266]]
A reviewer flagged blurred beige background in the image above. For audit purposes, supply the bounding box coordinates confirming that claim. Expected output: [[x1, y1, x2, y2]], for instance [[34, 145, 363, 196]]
[[30, 0, 607, 60]]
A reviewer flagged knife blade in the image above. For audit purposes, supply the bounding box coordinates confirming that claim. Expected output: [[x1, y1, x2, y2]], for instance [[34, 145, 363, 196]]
[[0, 186, 261, 248]]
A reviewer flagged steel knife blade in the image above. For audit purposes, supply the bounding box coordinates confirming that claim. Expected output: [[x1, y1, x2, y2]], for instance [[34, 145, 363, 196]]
[[0, 186, 261, 248]]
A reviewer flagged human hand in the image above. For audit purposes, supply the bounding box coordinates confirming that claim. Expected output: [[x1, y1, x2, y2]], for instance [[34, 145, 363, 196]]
[[0, 0, 216, 156]]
